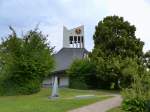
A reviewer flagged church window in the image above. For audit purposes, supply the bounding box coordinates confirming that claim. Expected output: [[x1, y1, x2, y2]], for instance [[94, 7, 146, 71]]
[[78, 36, 80, 43], [74, 36, 77, 43], [81, 36, 84, 42], [69, 36, 73, 44]]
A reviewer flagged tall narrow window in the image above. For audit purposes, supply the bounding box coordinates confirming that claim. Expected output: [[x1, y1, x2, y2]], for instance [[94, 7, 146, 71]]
[[74, 36, 77, 43], [78, 36, 80, 43], [81, 36, 84, 42], [69, 36, 73, 44]]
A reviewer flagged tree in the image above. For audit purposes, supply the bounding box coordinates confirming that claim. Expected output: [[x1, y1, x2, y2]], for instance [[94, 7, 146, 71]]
[[143, 50, 150, 69], [91, 15, 145, 89], [67, 59, 97, 89], [0, 28, 54, 95], [93, 15, 144, 58]]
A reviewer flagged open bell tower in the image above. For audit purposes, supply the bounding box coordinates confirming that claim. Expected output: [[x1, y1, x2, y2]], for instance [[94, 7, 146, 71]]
[[63, 25, 84, 48]]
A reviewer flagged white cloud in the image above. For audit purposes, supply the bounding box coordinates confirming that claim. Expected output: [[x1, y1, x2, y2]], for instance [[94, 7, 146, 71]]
[[107, 0, 150, 51], [0, 0, 108, 52], [39, 23, 63, 51], [1, 0, 149, 52]]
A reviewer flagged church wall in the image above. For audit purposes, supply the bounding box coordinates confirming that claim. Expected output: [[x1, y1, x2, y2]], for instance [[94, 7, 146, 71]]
[[59, 76, 69, 87], [42, 76, 69, 88]]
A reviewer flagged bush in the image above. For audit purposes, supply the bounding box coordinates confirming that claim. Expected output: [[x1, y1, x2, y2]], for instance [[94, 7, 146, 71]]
[[0, 79, 40, 95], [122, 89, 147, 112], [68, 57, 140, 90], [122, 71, 150, 112], [67, 59, 97, 89], [69, 78, 88, 89], [18, 80, 41, 95], [0, 28, 54, 95], [92, 55, 140, 89]]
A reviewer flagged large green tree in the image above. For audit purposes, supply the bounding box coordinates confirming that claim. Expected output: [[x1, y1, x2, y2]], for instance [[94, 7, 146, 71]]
[[0, 27, 54, 95], [67, 59, 97, 89], [91, 16, 144, 89], [93, 15, 144, 58]]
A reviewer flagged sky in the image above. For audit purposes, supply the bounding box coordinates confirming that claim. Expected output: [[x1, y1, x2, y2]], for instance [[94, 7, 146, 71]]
[[0, 0, 150, 52]]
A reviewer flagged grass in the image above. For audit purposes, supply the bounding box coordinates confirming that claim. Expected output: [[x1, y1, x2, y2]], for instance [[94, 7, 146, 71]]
[[0, 88, 114, 112], [107, 107, 125, 112]]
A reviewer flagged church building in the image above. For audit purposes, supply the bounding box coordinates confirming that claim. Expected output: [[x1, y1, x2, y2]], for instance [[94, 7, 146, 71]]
[[43, 25, 88, 87]]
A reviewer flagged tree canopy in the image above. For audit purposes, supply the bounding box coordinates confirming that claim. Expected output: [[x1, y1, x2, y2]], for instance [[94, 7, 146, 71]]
[[0, 27, 54, 95], [90, 15, 145, 89], [93, 15, 144, 58]]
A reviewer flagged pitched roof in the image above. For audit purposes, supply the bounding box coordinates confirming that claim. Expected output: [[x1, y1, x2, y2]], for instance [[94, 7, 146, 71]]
[[53, 48, 88, 72]]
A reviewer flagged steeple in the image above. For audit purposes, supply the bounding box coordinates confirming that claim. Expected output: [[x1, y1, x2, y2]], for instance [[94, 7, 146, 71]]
[[63, 25, 84, 48]]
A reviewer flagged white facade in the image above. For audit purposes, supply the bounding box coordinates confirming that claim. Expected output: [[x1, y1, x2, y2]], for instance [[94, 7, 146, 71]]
[[63, 25, 85, 48], [59, 77, 69, 87], [43, 76, 69, 87]]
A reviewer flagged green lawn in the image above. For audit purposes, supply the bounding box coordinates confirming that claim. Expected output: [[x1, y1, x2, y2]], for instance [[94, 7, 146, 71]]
[[0, 88, 113, 112], [107, 107, 124, 112]]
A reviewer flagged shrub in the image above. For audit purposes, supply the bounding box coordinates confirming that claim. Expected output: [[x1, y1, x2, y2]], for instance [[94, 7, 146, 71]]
[[122, 89, 147, 112], [0, 28, 54, 95], [93, 55, 140, 89], [0, 79, 40, 95], [67, 59, 97, 89], [69, 78, 88, 89], [122, 71, 150, 112]]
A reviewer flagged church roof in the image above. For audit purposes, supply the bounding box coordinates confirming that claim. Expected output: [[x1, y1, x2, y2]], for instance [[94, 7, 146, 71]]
[[53, 48, 88, 72]]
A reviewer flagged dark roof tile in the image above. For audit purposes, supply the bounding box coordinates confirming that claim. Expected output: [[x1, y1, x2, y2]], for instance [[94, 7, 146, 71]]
[[53, 48, 88, 72]]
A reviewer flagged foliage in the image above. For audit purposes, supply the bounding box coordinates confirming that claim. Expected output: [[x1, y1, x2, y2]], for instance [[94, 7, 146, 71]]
[[90, 15, 144, 89], [93, 15, 144, 58], [143, 50, 150, 69], [92, 55, 140, 89], [67, 59, 97, 89], [0, 27, 54, 95], [122, 71, 150, 112]]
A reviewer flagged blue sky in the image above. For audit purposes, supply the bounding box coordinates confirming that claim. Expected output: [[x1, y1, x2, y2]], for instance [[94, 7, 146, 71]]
[[0, 0, 150, 52]]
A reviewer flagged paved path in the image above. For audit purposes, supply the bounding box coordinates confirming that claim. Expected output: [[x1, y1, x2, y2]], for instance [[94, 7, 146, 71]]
[[69, 95, 122, 112]]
